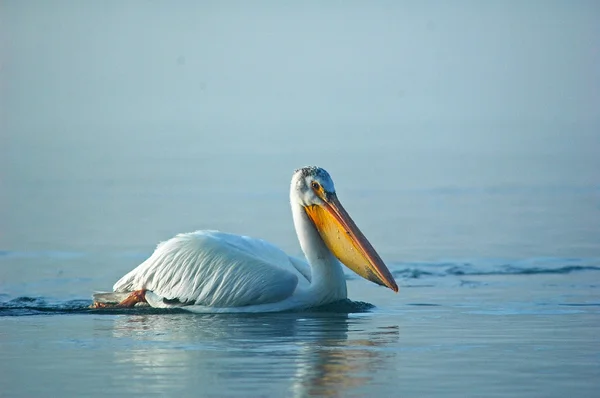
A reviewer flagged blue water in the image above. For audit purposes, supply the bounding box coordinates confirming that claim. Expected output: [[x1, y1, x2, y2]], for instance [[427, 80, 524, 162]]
[[1, 251, 599, 396], [2, 2, 600, 397]]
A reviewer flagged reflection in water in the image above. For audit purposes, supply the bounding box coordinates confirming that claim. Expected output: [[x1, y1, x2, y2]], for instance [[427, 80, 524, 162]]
[[291, 320, 400, 397], [108, 313, 399, 396]]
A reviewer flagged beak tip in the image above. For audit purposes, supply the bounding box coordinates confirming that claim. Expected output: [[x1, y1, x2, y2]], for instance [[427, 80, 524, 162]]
[[387, 280, 399, 293]]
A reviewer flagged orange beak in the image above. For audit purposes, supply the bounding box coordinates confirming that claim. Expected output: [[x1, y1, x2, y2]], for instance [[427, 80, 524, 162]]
[[304, 193, 398, 292]]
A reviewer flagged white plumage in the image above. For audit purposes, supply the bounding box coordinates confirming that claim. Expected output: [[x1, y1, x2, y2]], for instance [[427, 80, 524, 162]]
[[113, 230, 311, 308], [93, 166, 397, 313]]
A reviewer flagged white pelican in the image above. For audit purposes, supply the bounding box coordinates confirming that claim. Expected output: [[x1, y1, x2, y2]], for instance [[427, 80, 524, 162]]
[[92, 166, 398, 313]]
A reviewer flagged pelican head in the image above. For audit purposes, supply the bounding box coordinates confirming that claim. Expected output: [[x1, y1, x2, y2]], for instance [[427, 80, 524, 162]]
[[291, 166, 398, 292]]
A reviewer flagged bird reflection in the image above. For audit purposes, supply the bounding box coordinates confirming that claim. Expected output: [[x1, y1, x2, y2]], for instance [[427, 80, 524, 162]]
[[290, 317, 400, 397], [108, 311, 399, 397]]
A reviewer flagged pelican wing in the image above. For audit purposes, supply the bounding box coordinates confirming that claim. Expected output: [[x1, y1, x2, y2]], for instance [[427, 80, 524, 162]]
[[113, 230, 310, 308]]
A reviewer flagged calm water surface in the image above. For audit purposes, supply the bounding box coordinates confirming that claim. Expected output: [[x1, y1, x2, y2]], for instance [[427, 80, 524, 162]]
[[1, 150, 598, 397], [2, 2, 600, 397]]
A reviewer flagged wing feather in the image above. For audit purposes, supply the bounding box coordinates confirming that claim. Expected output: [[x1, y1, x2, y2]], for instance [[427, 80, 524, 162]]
[[113, 231, 307, 307]]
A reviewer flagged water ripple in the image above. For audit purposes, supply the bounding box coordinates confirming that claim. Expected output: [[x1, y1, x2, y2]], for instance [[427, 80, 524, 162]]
[[391, 261, 600, 279], [0, 297, 374, 317]]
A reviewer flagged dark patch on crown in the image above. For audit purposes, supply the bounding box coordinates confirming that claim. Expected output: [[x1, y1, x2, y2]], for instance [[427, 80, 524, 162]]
[[293, 166, 331, 180]]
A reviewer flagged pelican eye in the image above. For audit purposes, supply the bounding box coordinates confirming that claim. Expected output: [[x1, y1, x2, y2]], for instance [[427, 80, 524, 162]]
[[311, 181, 320, 190]]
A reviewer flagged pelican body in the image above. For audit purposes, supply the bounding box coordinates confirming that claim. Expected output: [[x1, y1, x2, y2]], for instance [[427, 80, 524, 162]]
[[93, 166, 397, 313]]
